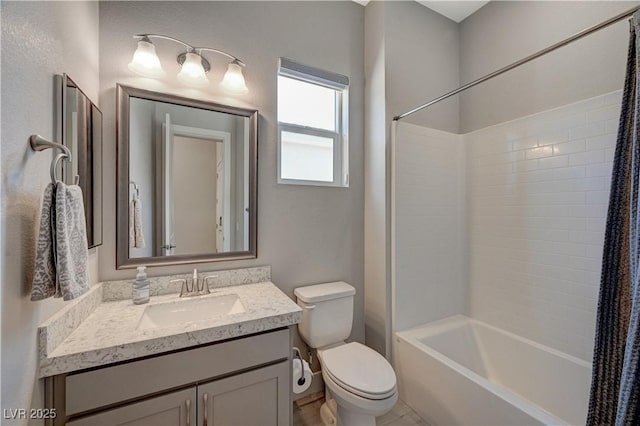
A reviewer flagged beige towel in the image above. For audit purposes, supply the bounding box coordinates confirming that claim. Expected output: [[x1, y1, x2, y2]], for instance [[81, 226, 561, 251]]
[[31, 182, 89, 301], [129, 199, 136, 248], [129, 197, 145, 249]]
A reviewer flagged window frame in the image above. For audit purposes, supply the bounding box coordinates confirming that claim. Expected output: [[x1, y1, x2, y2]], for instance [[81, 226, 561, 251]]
[[277, 59, 349, 187]]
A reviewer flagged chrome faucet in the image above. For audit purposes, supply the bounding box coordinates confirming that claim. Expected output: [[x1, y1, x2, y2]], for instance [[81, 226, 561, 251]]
[[171, 269, 217, 297]]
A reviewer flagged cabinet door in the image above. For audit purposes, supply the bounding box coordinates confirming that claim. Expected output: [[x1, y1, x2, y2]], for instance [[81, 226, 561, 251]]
[[67, 387, 197, 426], [198, 361, 290, 426]]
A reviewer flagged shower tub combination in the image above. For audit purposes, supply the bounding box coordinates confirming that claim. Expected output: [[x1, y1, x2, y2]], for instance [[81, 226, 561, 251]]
[[394, 315, 591, 425]]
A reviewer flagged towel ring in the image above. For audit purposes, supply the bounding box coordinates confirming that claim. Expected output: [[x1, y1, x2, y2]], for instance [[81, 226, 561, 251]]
[[50, 152, 69, 184], [30, 135, 78, 184]]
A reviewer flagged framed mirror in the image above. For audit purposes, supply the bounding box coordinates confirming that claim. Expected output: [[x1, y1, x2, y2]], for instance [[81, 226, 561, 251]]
[[58, 74, 103, 249], [116, 85, 258, 268]]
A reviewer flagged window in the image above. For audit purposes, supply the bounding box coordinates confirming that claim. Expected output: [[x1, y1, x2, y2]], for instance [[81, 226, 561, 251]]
[[277, 58, 349, 186]]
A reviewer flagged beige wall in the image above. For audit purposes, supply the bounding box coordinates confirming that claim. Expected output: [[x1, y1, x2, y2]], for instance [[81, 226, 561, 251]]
[[384, 1, 460, 133], [459, 1, 638, 132], [1, 1, 100, 423], [98, 1, 365, 354], [364, 0, 389, 357], [364, 0, 460, 356]]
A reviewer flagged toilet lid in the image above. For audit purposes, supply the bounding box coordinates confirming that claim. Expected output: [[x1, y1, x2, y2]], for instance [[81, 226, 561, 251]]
[[321, 342, 397, 399]]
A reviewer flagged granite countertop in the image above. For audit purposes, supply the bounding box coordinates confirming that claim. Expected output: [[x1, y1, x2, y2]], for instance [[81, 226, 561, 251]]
[[38, 267, 302, 378]]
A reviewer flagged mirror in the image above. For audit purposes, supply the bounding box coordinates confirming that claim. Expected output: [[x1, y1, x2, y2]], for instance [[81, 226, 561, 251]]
[[116, 85, 258, 268], [59, 74, 103, 249]]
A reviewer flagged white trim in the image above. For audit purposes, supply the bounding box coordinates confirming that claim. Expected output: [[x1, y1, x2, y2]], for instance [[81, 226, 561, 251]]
[[389, 120, 397, 361], [276, 73, 349, 188], [243, 119, 250, 250], [279, 123, 337, 140], [278, 124, 339, 186], [161, 114, 174, 256]]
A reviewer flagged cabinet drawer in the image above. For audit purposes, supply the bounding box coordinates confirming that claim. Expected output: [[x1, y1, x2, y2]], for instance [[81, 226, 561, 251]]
[[66, 387, 196, 426], [65, 329, 289, 416]]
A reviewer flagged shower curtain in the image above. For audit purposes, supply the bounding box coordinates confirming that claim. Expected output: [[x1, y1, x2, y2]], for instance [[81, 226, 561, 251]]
[[588, 13, 640, 426]]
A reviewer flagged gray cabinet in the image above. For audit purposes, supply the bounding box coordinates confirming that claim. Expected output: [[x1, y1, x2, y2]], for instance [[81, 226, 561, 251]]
[[66, 388, 196, 426], [198, 362, 289, 426], [46, 328, 292, 426]]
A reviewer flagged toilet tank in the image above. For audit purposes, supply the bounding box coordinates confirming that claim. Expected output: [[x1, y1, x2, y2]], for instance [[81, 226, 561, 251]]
[[295, 282, 355, 349]]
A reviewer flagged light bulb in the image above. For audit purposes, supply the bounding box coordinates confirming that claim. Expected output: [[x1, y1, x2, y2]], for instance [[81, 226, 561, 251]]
[[177, 52, 210, 87], [128, 39, 165, 78], [220, 61, 249, 95]]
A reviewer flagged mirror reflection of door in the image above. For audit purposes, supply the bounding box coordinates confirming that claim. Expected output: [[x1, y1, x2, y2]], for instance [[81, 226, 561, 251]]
[[160, 117, 231, 256]]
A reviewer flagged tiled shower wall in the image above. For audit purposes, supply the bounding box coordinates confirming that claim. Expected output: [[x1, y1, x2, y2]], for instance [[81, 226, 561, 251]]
[[466, 91, 620, 361], [394, 124, 465, 332], [394, 91, 621, 362]]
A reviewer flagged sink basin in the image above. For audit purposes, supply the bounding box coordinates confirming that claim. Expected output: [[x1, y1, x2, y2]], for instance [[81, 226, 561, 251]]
[[137, 294, 246, 330]]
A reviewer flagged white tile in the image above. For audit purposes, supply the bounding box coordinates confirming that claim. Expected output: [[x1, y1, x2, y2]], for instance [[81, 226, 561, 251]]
[[605, 118, 619, 134], [605, 148, 616, 163], [512, 159, 538, 172], [553, 166, 585, 180], [586, 163, 613, 178], [553, 140, 586, 156], [512, 136, 539, 151], [587, 105, 621, 123], [553, 242, 587, 257], [586, 134, 616, 151], [586, 191, 609, 205], [526, 146, 554, 159], [538, 155, 569, 169], [603, 91, 622, 106], [462, 91, 618, 361], [569, 230, 605, 245], [569, 122, 605, 140], [538, 130, 570, 146], [523, 169, 556, 182], [586, 204, 607, 218], [569, 150, 606, 166], [585, 244, 604, 259]]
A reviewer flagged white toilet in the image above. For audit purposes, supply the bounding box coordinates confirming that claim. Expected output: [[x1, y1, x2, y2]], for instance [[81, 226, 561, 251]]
[[295, 282, 397, 426]]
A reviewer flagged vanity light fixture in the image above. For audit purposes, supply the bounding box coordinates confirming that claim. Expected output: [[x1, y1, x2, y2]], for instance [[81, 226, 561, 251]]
[[177, 52, 210, 87], [128, 34, 248, 94], [220, 60, 249, 95], [128, 37, 165, 78]]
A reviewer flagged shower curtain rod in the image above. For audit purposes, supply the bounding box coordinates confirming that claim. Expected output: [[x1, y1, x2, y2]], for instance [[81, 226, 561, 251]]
[[394, 5, 640, 121]]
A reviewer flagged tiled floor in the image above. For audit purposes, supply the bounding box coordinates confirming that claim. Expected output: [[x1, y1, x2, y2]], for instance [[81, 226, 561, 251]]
[[293, 392, 429, 426]]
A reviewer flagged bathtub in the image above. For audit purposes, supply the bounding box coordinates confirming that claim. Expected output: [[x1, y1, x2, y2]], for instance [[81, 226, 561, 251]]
[[394, 315, 591, 425]]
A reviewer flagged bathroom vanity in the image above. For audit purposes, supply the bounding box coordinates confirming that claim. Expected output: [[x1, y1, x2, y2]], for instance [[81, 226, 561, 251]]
[[39, 267, 301, 426]]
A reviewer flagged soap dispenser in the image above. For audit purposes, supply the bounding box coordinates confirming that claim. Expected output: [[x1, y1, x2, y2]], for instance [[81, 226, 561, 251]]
[[133, 266, 150, 304]]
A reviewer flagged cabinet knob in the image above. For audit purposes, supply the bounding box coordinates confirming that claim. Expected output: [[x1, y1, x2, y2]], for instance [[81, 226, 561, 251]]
[[185, 399, 191, 426]]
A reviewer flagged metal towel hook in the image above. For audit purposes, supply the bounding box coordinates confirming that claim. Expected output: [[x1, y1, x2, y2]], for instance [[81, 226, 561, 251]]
[[30, 134, 78, 185]]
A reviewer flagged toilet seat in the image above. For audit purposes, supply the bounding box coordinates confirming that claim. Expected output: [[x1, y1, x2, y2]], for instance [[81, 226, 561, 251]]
[[320, 342, 397, 400]]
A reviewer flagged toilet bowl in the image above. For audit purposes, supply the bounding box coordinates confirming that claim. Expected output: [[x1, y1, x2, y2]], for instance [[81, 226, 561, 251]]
[[294, 282, 398, 426], [318, 342, 398, 425]]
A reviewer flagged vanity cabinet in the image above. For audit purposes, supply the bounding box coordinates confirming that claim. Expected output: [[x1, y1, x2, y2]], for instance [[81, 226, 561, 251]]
[[46, 328, 292, 426]]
